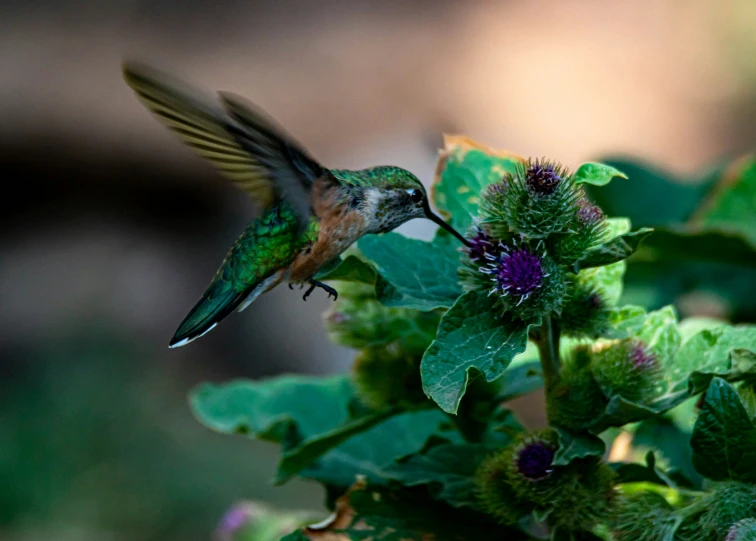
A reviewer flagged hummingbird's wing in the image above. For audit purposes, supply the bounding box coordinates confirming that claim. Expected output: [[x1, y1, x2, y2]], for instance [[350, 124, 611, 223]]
[[122, 61, 320, 227]]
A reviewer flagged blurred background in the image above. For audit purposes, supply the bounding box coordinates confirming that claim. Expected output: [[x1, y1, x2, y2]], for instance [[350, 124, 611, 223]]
[[1, 0, 756, 539]]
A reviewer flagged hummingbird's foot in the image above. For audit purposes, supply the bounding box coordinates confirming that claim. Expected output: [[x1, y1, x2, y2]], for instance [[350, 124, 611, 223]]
[[302, 280, 339, 301], [288, 283, 306, 290]]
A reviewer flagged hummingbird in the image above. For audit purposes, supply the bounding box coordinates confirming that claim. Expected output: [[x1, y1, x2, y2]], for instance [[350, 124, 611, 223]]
[[122, 61, 470, 348]]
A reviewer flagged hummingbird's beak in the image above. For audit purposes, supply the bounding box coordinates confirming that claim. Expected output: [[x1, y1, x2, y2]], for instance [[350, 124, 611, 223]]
[[424, 208, 472, 247]]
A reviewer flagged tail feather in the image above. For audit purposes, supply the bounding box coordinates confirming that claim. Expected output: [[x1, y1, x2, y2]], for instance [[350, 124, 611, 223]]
[[169, 280, 249, 348]]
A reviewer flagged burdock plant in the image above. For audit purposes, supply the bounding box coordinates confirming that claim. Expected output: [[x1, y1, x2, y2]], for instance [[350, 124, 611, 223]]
[[188, 136, 756, 540]]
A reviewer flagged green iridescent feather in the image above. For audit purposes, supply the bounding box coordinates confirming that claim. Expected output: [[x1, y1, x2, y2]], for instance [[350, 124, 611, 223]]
[[171, 202, 318, 346]]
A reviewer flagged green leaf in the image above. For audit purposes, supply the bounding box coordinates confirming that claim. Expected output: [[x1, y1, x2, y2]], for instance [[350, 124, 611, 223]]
[[495, 361, 543, 402], [697, 157, 756, 246], [276, 407, 398, 484], [690, 378, 756, 483], [552, 428, 606, 466], [301, 409, 452, 488], [383, 439, 493, 508], [358, 233, 463, 310], [575, 228, 654, 271], [190, 376, 446, 487], [191, 375, 352, 443], [315, 482, 514, 540], [611, 451, 682, 489], [633, 228, 756, 267], [584, 158, 720, 228], [632, 416, 703, 489], [607, 304, 648, 338], [315, 255, 376, 284], [589, 392, 690, 434], [432, 137, 524, 230], [573, 162, 627, 187], [669, 325, 756, 393], [420, 291, 532, 414], [636, 305, 681, 367], [578, 261, 626, 306], [605, 217, 632, 237]]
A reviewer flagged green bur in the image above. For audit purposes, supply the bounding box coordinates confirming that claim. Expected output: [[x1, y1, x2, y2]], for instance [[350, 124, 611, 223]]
[[701, 482, 756, 538], [610, 491, 676, 541], [474, 429, 616, 532], [727, 518, 756, 541], [547, 346, 608, 431], [560, 276, 610, 339], [591, 338, 664, 404]]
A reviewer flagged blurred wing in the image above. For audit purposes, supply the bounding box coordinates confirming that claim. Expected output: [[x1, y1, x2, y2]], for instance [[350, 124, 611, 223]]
[[123, 61, 322, 222], [219, 91, 323, 225]]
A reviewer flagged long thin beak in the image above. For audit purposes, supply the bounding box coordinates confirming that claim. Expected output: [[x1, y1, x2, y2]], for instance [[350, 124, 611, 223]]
[[425, 209, 471, 247]]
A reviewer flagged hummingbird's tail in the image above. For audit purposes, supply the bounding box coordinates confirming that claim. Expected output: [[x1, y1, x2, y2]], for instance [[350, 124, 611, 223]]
[[169, 270, 284, 348], [169, 280, 248, 348]]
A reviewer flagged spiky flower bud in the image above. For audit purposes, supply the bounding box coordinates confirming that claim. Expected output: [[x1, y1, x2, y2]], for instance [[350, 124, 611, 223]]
[[727, 518, 756, 541], [461, 237, 566, 321], [465, 226, 497, 263], [560, 277, 610, 338], [474, 447, 536, 524], [499, 159, 581, 238], [352, 344, 425, 409], [611, 491, 676, 541], [475, 429, 616, 532], [701, 482, 756, 538], [546, 459, 618, 532], [547, 345, 607, 431], [551, 196, 608, 264], [591, 339, 663, 403], [526, 160, 563, 195]]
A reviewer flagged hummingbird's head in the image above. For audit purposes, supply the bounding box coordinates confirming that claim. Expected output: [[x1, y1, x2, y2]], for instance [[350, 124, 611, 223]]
[[359, 166, 470, 246]]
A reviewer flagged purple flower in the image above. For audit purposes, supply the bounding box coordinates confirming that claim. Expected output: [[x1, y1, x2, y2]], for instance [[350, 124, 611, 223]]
[[516, 440, 556, 480], [483, 246, 545, 302], [526, 160, 562, 195], [215, 503, 259, 540], [486, 180, 509, 197], [466, 227, 496, 262], [575, 198, 604, 226], [629, 342, 656, 370]]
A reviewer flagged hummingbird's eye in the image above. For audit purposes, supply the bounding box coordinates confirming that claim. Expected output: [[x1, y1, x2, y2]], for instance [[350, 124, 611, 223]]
[[406, 189, 424, 204]]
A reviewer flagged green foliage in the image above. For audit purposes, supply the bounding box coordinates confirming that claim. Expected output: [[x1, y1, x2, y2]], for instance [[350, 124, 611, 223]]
[[589, 155, 756, 321], [187, 138, 756, 541], [573, 162, 628, 187], [690, 378, 756, 483], [610, 491, 677, 541], [420, 291, 533, 414], [700, 482, 756, 538], [358, 232, 462, 310]]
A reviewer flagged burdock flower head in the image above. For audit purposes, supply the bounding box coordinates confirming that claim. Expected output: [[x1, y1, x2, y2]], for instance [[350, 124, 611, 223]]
[[465, 226, 497, 263], [474, 429, 560, 524], [473, 239, 566, 320], [591, 338, 664, 403], [525, 159, 564, 195], [484, 245, 545, 302], [552, 196, 609, 264], [726, 519, 756, 541], [560, 277, 610, 339], [499, 158, 581, 238], [515, 436, 556, 481]]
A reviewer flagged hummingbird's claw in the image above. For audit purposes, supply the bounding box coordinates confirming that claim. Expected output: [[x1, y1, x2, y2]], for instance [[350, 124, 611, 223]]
[[288, 283, 294, 290], [302, 280, 338, 302]]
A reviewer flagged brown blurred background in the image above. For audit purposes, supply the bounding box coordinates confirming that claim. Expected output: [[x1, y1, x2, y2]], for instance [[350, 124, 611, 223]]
[[2, 0, 756, 539]]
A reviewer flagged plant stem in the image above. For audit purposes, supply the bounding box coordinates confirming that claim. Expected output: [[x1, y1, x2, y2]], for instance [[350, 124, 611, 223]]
[[535, 316, 561, 390]]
